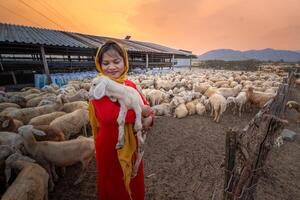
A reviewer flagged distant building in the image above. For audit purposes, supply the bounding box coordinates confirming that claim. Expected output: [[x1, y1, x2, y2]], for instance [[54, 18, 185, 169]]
[[0, 23, 196, 86]]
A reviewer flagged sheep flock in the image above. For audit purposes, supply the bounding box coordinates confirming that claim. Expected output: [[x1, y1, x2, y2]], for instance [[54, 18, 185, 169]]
[[1, 65, 299, 199]]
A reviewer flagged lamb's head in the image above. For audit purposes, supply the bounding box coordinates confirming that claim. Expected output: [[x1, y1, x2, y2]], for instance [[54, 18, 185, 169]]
[[89, 76, 109, 99], [18, 125, 46, 140]]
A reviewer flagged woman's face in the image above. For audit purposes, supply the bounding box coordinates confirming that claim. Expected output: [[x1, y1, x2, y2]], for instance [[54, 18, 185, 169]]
[[101, 49, 125, 79]]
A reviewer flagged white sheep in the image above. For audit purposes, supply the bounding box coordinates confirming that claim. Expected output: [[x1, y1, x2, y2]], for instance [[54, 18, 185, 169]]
[[18, 125, 95, 191], [209, 93, 227, 122], [90, 76, 146, 177], [195, 102, 206, 115], [61, 101, 88, 113], [2, 152, 49, 200], [227, 91, 249, 117], [151, 103, 172, 116], [174, 103, 188, 118]]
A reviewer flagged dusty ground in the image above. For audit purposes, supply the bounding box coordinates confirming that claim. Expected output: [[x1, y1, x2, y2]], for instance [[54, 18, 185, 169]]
[[49, 87, 300, 200]]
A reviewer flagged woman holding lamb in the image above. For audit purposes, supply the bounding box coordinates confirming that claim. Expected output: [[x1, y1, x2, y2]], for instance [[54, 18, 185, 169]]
[[88, 40, 153, 200]]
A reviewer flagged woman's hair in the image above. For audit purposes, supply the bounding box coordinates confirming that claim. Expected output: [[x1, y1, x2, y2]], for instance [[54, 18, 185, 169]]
[[97, 40, 125, 65]]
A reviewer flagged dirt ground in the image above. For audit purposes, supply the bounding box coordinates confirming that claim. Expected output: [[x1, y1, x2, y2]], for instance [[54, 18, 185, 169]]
[[49, 87, 300, 200]]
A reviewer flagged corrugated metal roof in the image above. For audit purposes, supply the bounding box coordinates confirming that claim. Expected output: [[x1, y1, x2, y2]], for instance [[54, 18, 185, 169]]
[[0, 23, 89, 48], [0, 23, 195, 56]]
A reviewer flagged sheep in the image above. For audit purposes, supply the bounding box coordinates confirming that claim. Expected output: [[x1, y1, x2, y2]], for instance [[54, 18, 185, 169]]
[[36, 96, 58, 107], [174, 103, 188, 118], [204, 86, 218, 98], [0, 103, 20, 113], [0, 132, 23, 149], [8, 96, 27, 108], [217, 85, 242, 98], [0, 116, 24, 132], [295, 79, 300, 87], [151, 103, 172, 116], [0, 107, 20, 116], [49, 109, 89, 140], [61, 101, 88, 113], [246, 87, 275, 108], [286, 101, 300, 123], [185, 101, 196, 115], [33, 125, 65, 141], [227, 91, 249, 117], [18, 125, 95, 191], [90, 76, 145, 149], [90, 76, 147, 177], [147, 89, 172, 106], [209, 93, 227, 122], [2, 152, 49, 200], [26, 93, 55, 108], [61, 89, 89, 102], [170, 96, 186, 109], [0, 145, 14, 193], [24, 93, 41, 101], [195, 102, 206, 115], [6, 95, 63, 124], [28, 111, 66, 126]]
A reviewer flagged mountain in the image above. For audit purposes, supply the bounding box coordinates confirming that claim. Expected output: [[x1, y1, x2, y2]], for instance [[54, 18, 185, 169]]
[[198, 48, 300, 62]]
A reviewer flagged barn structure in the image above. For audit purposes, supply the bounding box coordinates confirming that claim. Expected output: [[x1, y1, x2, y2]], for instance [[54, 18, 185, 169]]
[[0, 23, 196, 87]]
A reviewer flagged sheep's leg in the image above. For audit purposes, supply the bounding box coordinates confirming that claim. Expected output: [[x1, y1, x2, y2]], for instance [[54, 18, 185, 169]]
[[82, 122, 87, 137], [213, 106, 218, 121], [239, 104, 243, 117], [210, 104, 214, 117], [133, 106, 143, 132], [116, 102, 127, 149], [43, 162, 55, 192], [74, 154, 94, 185], [51, 165, 59, 182], [60, 167, 66, 177]]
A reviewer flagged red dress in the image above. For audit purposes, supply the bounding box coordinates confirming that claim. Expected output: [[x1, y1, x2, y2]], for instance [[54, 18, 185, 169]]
[[91, 80, 152, 200]]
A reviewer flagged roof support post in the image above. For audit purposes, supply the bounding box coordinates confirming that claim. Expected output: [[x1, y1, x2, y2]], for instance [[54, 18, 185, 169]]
[[172, 54, 175, 69], [40, 45, 52, 85], [11, 71, 17, 85], [189, 56, 192, 70], [146, 53, 149, 71]]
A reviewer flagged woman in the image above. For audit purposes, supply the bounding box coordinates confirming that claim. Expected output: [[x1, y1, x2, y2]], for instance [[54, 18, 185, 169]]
[[88, 40, 153, 200]]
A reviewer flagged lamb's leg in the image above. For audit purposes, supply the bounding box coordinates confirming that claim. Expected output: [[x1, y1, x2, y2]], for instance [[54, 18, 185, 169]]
[[82, 122, 87, 137], [74, 153, 94, 185], [133, 105, 143, 132], [239, 104, 243, 117], [132, 131, 146, 177], [116, 102, 127, 149], [43, 162, 55, 192]]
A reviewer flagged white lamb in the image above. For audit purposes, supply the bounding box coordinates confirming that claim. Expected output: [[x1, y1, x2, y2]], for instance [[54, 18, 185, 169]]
[[90, 76, 146, 177], [209, 93, 227, 123]]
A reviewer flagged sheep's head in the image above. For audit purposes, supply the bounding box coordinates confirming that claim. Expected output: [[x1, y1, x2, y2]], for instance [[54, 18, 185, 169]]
[[90, 76, 109, 99], [18, 125, 46, 139], [0, 116, 13, 131]]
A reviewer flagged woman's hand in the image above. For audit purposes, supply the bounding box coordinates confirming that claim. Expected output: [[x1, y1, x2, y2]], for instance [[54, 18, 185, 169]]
[[142, 116, 152, 131], [142, 105, 151, 117]]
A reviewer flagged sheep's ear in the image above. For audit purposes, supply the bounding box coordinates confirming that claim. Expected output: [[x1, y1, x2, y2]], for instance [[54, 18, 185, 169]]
[[2, 119, 10, 128], [4, 167, 11, 183], [32, 129, 46, 136], [93, 81, 107, 99]]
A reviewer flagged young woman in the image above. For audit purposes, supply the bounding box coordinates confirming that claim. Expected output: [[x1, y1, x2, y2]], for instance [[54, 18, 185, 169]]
[[89, 40, 153, 200]]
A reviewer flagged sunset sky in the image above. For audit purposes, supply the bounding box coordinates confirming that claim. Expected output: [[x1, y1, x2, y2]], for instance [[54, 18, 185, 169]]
[[0, 0, 299, 54]]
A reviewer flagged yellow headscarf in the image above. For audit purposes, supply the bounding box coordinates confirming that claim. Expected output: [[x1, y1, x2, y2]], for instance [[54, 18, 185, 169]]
[[88, 40, 136, 199]]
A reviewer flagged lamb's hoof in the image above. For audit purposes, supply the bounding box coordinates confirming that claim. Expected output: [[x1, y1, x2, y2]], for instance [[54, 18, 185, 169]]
[[115, 143, 124, 150], [134, 123, 143, 132]]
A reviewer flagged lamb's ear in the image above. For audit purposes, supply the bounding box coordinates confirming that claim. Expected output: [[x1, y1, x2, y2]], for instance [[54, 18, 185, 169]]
[[32, 128, 47, 136], [2, 119, 10, 128], [93, 81, 107, 99]]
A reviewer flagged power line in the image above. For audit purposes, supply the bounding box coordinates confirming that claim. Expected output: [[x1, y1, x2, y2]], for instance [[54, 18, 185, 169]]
[[18, 0, 65, 30], [37, 0, 82, 32], [0, 3, 43, 27]]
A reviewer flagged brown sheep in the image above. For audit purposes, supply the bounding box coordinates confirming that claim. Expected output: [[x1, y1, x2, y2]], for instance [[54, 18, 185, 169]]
[[286, 101, 300, 123], [0, 116, 24, 132], [33, 125, 65, 141]]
